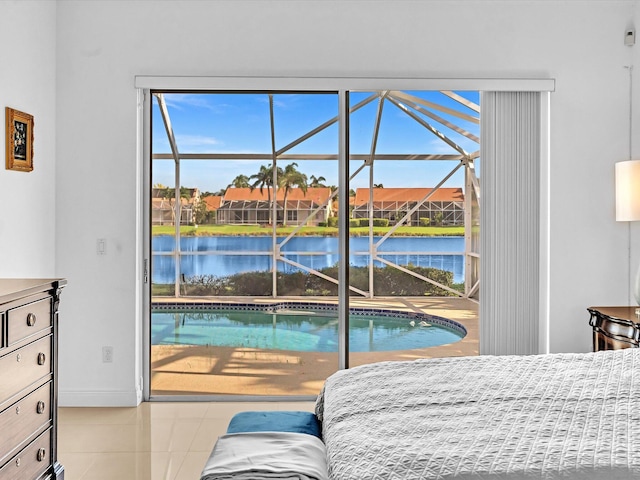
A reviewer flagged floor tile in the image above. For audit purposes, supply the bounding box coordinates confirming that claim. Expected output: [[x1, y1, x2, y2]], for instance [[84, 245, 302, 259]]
[[57, 452, 96, 479], [58, 406, 140, 425], [76, 452, 186, 480], [174, 451, 211, 480], [59, 402, 315, 479], [189, 419, 227, 453]]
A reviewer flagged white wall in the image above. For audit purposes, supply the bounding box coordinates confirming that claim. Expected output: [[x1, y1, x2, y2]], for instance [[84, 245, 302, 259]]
[[54, 0, 640, 406], [0, 1, 57, 276]]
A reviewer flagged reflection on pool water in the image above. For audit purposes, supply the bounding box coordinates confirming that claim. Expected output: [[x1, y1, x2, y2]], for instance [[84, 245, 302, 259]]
[[151, 307, 465, 353]]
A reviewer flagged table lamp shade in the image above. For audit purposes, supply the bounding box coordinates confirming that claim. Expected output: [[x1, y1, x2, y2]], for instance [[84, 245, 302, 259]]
[[615, 160, 640, 221]]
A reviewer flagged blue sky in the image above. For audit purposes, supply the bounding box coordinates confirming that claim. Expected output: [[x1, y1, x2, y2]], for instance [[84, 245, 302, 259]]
[[151, 90, 480, 194]]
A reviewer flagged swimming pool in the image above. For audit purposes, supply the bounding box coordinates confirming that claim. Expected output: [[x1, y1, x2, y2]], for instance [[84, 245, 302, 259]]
[[151, 303, 466, 353]]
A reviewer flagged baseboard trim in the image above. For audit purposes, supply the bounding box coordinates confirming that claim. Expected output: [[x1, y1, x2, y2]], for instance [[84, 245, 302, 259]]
[[59, 389, 142, 407]]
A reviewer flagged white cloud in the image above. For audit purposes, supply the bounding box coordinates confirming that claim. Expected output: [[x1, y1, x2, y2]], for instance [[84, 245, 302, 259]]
[[425, 137, 460, 154], [177, 134, 220, 146], [256, 93, 300, 110], [162, 94, 230, 113], [172, 134, 223, 152]]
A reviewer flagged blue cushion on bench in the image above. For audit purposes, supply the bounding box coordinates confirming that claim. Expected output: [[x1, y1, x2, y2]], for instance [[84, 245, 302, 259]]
[[226, 411, 322, 439]]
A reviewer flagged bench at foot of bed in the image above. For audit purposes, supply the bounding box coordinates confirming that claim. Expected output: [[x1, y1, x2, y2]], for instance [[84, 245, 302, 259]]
[[200, 410, 328, 480], [226, 410, 322, 438]]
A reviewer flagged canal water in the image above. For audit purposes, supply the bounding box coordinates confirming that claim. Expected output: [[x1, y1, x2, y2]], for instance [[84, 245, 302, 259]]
[[152, 235, 465, 283]]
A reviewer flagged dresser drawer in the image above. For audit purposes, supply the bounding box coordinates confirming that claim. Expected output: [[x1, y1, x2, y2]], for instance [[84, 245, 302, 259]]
[[7, 298, 52, 346], [0, 337, 52, 406], [0, 382, 51, 466], [0, 429, 51, 480]]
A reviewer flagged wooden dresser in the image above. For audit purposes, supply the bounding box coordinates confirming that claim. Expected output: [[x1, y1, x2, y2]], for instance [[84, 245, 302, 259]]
[[0, 279, 66, 480]]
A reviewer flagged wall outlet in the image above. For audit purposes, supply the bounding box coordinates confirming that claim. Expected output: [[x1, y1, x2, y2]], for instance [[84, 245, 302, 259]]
[[102, 346, 113, 363], [625, 28, 636, 46]]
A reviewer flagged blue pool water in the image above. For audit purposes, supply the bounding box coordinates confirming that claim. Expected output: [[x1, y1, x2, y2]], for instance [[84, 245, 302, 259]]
[[151, 308, 464, 352]]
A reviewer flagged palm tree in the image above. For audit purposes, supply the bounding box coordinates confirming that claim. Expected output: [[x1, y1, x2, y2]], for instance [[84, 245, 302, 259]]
[[373, 183, 384, 188], [309, 174, 327, 187], [280, 163, 308, 226], [228, 174, 250, 189], [249, 164, 282, 223], [249, 165, 274, 200]]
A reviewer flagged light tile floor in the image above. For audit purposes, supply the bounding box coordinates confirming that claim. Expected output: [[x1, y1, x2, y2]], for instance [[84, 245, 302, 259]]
[[58, 401, 315, 480]]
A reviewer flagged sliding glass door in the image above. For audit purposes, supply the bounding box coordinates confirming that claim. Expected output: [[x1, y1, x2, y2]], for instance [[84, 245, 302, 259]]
[[150, 92, 342, 396], [147, 88, 480, 399], [345, 90, 480, 368]]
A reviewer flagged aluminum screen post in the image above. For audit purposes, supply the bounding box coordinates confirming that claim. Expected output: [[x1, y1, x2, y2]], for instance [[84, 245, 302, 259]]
[[154, 93, 182, 298], [338, 90, 350, 370]]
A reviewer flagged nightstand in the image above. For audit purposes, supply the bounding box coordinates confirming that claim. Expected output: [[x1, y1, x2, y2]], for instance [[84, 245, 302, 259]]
[[588, 306, 640, 351]]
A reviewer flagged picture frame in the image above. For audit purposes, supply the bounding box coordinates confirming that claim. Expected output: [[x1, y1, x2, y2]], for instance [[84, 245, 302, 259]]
[[5, 107, 34, 172]]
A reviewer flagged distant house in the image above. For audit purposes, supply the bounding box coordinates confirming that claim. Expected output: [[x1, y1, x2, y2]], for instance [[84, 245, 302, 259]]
[[203, 195, 222, 211], [151, 187, 201, 225], [216, 187, 333, 226], [352, 187, 464, 226], [201, 195, 223, 224]]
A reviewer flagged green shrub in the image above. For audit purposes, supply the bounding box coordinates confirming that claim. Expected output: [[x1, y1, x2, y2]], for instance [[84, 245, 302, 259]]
[[358, 218, 389, 227], [301, 264, 455, 297], [419, 217, 431, 227], [318, 221, 327, 227], [370, 265, 453, 296], [276, 271, 308, 296], [349, 219, 360, 227], [227, 271, 272, 295], [182, 275, 229, 295], [327, 217, 338, 228], [373, 218, 389, 227], [164, 264, 457, 297]]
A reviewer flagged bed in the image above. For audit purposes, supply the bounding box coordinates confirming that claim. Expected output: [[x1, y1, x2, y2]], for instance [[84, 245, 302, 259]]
[[315, 348, 640, 479]]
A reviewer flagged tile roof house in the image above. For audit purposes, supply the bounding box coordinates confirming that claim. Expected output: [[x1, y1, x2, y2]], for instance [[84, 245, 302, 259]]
[[194, 195, 224, 225], [352, 187, 464, 226], [203, 195, 223, 211], [217, 187, 334, 226], [151, 187, 201, 225]]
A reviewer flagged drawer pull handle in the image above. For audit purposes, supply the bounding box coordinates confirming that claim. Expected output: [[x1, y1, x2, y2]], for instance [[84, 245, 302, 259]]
[[37, 448, 46, 462], [37, 352, 46, 365], [16, 406, 20, 415], [16, 353, 21, 363], [37, 401, 46, 414], [15, 457, 20, 467], [26, 313, 37, 326]]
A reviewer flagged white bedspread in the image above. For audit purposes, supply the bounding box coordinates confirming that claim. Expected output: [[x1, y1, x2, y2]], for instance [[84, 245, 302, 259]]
[[316, 349, 640, 480], [200, 431, 329, 480]]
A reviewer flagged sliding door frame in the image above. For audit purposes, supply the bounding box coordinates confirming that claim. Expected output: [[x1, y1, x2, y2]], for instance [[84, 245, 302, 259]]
[[135, 76, 555, 401]]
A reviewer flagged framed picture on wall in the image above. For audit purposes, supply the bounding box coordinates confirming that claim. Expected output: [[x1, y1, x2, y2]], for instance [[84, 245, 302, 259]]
[[5, 107, 34, 172]]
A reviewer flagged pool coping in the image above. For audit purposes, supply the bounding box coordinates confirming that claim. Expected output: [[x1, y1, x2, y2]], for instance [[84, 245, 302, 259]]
[[152, 301, 467, 337]]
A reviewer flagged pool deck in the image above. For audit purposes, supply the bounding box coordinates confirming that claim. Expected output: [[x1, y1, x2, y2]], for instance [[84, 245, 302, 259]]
[[151, 296, 478, 397]]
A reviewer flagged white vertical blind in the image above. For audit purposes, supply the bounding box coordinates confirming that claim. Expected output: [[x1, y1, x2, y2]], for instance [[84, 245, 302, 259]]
[[480, 92, 541, 355]]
